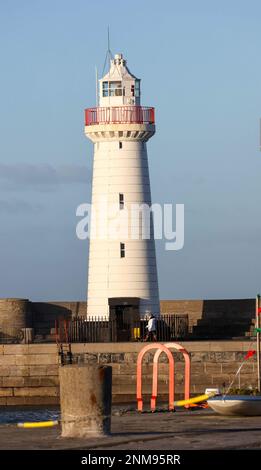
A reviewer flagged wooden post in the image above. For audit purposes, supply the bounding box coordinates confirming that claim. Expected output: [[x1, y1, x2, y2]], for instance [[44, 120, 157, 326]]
[[256, 294, 261, 392]]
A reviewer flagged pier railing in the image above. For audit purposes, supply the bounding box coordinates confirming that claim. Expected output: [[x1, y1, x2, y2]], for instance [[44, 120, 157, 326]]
[[0, 314, 189, 344], [55, 314, 189, 344]]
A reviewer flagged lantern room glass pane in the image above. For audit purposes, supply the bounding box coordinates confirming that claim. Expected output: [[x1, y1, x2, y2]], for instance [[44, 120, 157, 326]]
[[135, 80, 140, 97], [109, 81, 122, 96], [102, 81, 109, 97], [103, 81, 123, 97]]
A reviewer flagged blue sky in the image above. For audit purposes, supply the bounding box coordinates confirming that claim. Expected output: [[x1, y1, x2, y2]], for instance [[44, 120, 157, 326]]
[[0, 0, 260, 301]]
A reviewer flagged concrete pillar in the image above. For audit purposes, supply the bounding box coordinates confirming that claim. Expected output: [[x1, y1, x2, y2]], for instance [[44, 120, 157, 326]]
[[59, 364, 112, 438]]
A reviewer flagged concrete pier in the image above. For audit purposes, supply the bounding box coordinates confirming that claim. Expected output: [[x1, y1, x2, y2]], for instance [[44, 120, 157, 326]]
[[1, 410, 261, 450], [59, 364, 112, 438]]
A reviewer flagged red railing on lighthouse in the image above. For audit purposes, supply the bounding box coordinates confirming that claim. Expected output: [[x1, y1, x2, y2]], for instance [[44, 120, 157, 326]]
[[85, 106, 155, 126]]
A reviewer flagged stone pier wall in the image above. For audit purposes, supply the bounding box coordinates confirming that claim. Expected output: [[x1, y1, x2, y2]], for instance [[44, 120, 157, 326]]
[[0, 342, 257, 406], [31, 298, 255, 331], [0, 298, 256, 340]]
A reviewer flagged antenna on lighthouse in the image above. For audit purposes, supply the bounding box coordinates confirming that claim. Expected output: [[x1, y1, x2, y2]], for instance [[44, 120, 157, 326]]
[[102, 26, 113, 76], [107, 26, 112, 58], [95, 66, 98, 106]]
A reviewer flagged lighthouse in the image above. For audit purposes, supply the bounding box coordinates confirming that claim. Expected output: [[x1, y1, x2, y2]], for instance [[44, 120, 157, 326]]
[[84, 53, 160, 324]]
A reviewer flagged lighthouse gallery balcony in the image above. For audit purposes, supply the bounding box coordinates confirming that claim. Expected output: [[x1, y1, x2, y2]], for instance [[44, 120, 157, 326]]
[[85, 106, 155, 126]]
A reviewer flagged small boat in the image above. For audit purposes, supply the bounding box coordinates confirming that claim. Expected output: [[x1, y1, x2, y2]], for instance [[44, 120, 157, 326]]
[[207, 395, 261, 416]]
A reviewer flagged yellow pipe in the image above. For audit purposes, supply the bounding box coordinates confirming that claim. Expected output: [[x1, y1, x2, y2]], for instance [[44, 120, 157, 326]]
[[174, 392, 216, 407], [17, 420, 59, 428]]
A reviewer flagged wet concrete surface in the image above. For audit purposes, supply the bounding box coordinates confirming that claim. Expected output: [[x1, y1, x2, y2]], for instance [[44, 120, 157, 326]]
[[0, 409, 261, 450]]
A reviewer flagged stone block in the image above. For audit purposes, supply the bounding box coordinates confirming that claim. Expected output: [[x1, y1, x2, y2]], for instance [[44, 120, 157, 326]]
[[71, 343, 139, 354], [14, 386, 59, 397], [6, 396, 59, 405], [0, 388, 13, 397], [192, 384, 207, 394], [213, 352, 236, 362], [110, 364, 121, 374], [3, 377, 24, 387], [6, 397, 26, 406], [23, 396, 60, 405], [14, 355, 27, 366], [113, 375, 136, 385], [117, 364, 136, 375], [111, 353, 125, 363], [221, 363, 253, 374], [98, 353, 111, 364], [3, 345, 29, 355], [211, 375, 233, 387], [207, 342, 242, 352], [191, 374, 210, 385], [112, 384, 138, 394], [205, 363, 222, 374], [236, 377, 257, 387], [29, 365, 47, 376], [187, 363, 205, 375], [47, 365, 59, 375], [191, 352, 236, 363], [119, 363, 153, 376], [83, 353, 98, 364], [16, 354, 58, 366], [191, 352, 208, 363], [124, 353, 138, 363], [0, 356, 17, 365], [234, 374, 249, 383], [9, 366, 30, 377], [0, 366, 10, 377], [39, 376, 59, 387], [23, 377, 41, 387], [28, 344, 57, 354]]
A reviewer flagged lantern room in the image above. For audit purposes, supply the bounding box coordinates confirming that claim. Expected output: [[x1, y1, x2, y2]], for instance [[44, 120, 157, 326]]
[[99, 53, 141, 107]]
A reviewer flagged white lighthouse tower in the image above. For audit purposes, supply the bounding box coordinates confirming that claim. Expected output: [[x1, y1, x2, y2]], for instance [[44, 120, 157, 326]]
[[85, 53, 160, 324]]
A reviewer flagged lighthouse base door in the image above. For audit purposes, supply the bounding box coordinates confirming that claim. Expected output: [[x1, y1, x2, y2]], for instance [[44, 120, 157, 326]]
[[108, 298, 140, 342]]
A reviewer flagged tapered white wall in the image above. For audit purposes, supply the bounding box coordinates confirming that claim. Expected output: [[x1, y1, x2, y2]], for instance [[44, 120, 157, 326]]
[[86, 137, 160, 318]]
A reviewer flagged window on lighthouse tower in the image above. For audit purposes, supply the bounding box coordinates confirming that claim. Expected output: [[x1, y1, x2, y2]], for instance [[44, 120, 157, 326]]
[[120, 243, 125, 258], [119, 193, 124, 209]]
